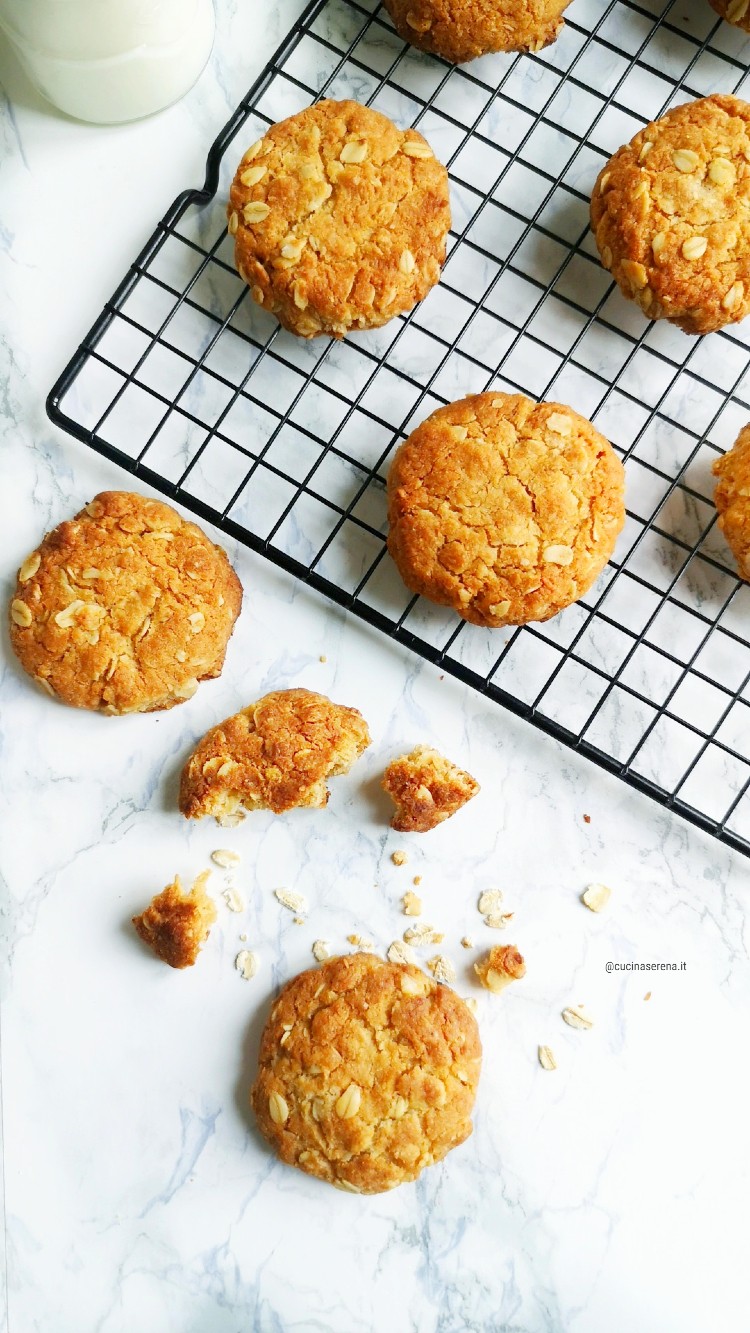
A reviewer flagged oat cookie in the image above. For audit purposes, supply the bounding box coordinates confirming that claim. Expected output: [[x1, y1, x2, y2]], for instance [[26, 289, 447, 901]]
[[387, 392, 625, 628], [713, 423, 750, 578], [9, 491, 242, 713], [591, 94, 750, 335], [132, 872, 216, 969], [228, 99, 450, 338], [383, 745, 479, 832], [251, 952, 481, 1193], [709, 0, 750, 34], [179, 687, 371, 821], [384, 0, 570, 63]]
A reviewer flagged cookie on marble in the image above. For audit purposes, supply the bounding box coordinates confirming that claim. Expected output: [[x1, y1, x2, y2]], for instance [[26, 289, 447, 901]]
[[384, 0, 571, 62], [712, 422, 750, 578], [383, 745, 479, 832], [474, 944, 526, 994], [228, 99, 450, 338], [251, 952, 482, 1193], [387, 392, 625, 628], [132, 872, 216, 969], [591, 94, 750, 335], [708, 0, 750, 33], [9, 491, 242, 713], [179, 687, 371, 822]]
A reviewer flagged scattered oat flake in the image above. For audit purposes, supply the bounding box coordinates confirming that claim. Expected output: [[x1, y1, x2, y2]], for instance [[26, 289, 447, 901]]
[[391, 850, 408, 866], [239, 933, 247, 942], [484, 911, 513, 929], [402, 891, 422, 917], [644, 991, 652, 1002], [217, 810, 245, 828], [387, 940, 418, 966], [538, 1045, 557, 1071], [293, 916, 305, 926], [478, 889, 503, 915], [562, 1005, 594, 1030], [347, 933, 374, 950], [413, 875, 422, 886], [312, 939, 331, 962], [211, 848, 241, 869], [275, 888, 307, 914], [582, 883, 612, 913], [427, 954, 456, 984], [460, 936, 474, 949], [403, 923, 444, 946], [222, 886, 244, 913], [235, 949, 258, 980]]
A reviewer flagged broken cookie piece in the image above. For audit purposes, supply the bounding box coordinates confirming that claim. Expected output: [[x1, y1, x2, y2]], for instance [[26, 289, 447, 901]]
[[474, 944, 526, 994], [382, 744, 479, 833], [132, 872, 216, 969], [179, 688, 371, 822]]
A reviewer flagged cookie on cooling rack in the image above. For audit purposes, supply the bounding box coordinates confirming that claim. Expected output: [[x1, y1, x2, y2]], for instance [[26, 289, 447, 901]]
[[713, 423, 750, 578], [386, 392, 625, 629], [591, 94, 750, 335], [179, 687, 371, 821], [383, 0, 571, 62], [227, 99, 450, 339], [8, 491, 242, 713], [251, 951, 482, 1193], [709, 0, 750, 33]]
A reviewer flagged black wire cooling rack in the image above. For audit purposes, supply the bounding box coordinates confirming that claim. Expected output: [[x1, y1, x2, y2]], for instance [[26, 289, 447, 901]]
[[47, 0, 750, 855]]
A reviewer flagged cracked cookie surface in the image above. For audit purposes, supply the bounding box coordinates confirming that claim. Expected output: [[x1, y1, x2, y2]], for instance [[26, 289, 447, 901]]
[[713, 422, 750, 578], [384, 0, 570, 63], [252, 952, 481, 1193], [228, 98, 450, 338], [383, 745, 479, 832], [591, 94, 750, 335], [9, 491, 242, 713], [387, 392, 625, 628], [179, 687, 371, 820]]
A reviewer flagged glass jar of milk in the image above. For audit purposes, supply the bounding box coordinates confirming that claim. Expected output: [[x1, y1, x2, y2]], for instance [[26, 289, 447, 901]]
[[0, 0, 215, 123]]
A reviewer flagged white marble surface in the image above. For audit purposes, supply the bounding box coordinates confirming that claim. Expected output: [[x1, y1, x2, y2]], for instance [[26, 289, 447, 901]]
[[2, 2, 750, 1330]]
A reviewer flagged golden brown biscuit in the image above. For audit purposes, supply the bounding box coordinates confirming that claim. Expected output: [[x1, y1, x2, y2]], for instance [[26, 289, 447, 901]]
[[132, 872, 216, 969], [251, 952, 482, 1193], [179, 687, 371, 821], [383, 745, 479, 832], [713, 423, 750, 578], [387, 392, 625, 628], [709, 0, 750, 33], [474, 944, 526, 993], [9, 491, 242, 713], [591, 94, 750, 335], [384, 0, 570, 62], [228, 99, 450, 338]]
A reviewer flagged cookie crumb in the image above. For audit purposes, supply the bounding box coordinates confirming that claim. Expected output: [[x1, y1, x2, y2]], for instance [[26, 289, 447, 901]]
[[460, 936, 474, 949], [474, 944, 526, 994], [383, 746, 479, 833], [581, 883, 611, 913], [583, 814, 591, 824], [403, 923, 444, 947], [464, 996, 478, 1015], [312, 940, 331, 962], [644, 991, 652, 1002], [132, 871, 216, 969], [319, 654, 327, 663], [484, 911, 513, 929], [392, 850, 408, 866], [347, 933, 374, 951], [402, 891, 422, 916], [387, 939, 418, 966], [413, 874, 422, 886]]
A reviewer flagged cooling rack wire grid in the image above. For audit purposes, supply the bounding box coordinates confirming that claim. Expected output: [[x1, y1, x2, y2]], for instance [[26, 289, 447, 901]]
[[47, 0, 750, 854]]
